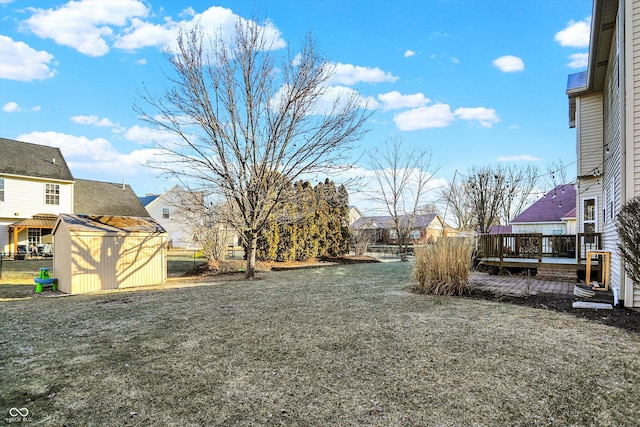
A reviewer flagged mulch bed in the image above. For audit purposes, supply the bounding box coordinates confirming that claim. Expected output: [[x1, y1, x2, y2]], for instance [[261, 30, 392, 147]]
[[464, 287, 640, 333]]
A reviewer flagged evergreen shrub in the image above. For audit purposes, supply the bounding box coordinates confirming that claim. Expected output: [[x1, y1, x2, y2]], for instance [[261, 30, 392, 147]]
[[617, 196, 640, 284]]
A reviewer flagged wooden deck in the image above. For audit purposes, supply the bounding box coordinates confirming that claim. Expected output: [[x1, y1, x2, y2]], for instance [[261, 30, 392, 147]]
[[476, 233, 604, 276], [478, 256, 593, 271]]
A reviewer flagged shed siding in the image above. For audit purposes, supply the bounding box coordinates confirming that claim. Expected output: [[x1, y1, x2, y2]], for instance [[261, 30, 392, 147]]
[[577, 94, 604, 177], [67, 233, 166, 293], [53, 221, 73, 293], [53, 215, 167, 294]]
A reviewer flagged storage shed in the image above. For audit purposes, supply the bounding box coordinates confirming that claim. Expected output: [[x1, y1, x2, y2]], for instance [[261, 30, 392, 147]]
[[53, 214, 167, 294]]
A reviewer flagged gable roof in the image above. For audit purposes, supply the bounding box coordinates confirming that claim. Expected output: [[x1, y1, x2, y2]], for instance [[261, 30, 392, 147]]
[[74, 179, 150, 217], [55, 213, 165, 234], [511, 184, 576, 224], [0, 137, 74, 182]]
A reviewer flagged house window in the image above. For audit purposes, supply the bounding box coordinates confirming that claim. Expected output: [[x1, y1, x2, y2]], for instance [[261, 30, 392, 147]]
[[45, 183, 59, 205], [409, 230, 421, 240], [582, 197, 597, 244], [163, 208, 170, 219], [28, 228, 41, 247], [0, 178, 4, 202], [389, 229, 398, 239]]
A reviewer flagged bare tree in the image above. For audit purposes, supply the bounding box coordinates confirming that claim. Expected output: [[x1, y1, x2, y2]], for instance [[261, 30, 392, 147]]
[[369, 137, 438, 261], [135, 19, 372, 278], [350, 218, 378, 256], [440, 179, 475, 231], [463, 164, 539, 233], [499, 164, 539, 224], [543, 158, 571, 189]]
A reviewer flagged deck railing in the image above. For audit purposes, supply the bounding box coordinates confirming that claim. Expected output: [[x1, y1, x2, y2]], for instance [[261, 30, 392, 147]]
[[477, 233, 602, 263]]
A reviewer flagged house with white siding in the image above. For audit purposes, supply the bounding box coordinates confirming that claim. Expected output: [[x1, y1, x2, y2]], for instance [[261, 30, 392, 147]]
[[0, 138, 153, 258], [0, 138, 74, 256], [567, 0, 640, 308], [140, 185, 204, 249]]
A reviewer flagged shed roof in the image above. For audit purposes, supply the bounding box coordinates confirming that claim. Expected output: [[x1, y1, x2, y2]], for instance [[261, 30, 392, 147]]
[[0, 137, 74, 181], [55, 214, 166, 234], [511, 184, 576, 224], [74, 179, 150, 217]]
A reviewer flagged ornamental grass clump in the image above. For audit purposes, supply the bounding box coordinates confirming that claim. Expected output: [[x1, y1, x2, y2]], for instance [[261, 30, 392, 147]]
[[413, 237, 474, 295]]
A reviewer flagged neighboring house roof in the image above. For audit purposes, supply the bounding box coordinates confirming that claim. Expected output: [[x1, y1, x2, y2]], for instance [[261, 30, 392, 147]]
[[0, 137, 74, 182], [562, 207, 577, 219], [488, 225, 512, 234], [511, 184, 576, 224], [353, 213, 440, 229], [138, 194, 159, 206], [54, 213, 165, 234], [74, 179, 149, 217]]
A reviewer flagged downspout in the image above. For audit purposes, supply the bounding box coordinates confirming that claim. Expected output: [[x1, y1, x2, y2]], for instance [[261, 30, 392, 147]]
[[620, 0, 632, 305]]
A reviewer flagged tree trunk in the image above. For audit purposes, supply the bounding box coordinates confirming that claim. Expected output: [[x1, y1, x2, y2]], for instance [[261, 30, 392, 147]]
[[245, 231, 257, 279], [399, 236, 408, 262]]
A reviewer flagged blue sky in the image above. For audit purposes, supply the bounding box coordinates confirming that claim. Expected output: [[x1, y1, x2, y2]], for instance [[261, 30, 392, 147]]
[[0, 0, 592, 211]]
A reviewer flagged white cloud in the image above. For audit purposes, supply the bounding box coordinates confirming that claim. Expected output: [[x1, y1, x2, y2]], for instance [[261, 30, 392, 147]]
[[315, 85, 379, 115], [114, 17, 177, 51], [124, 124, 180, 144], [24, 0, 150, 56], [555, 18, 591, 48], [450, 57, 459, 64], [2, 101, 41, 112], [568, 52, 588, 69], [71, 115, 116, 127], [454, 107, 500, 128], [497, 155, 541, 162], [328, 63, 399, 85], [135, 58, 146, 65], [16, 130, 160, 177], [0, 35, 55, 81], [115, 5, 286, 55], [3, 101, 21, 112], [404, 49, 416, 58], [393, 104, 455, 131], [492, 55, 524, 73], [378, 91, 430, 112]]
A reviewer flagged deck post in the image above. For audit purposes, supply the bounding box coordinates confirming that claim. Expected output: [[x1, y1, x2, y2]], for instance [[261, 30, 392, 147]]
[[538, 234, 542, 263], [499, 234, 504, 274]]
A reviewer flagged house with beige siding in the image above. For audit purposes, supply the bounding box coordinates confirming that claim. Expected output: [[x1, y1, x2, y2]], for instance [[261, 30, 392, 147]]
[[567, 0, 640, 308], [0, 138, 74, 256]]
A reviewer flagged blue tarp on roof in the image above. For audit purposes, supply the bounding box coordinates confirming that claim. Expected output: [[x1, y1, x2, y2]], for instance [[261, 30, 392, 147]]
[[138, 195, 159, 206], [567, 71, 587, 91]]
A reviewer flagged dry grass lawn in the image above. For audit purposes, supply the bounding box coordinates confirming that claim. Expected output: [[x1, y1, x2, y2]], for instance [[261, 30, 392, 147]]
[[1, 262, 640, 425]]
